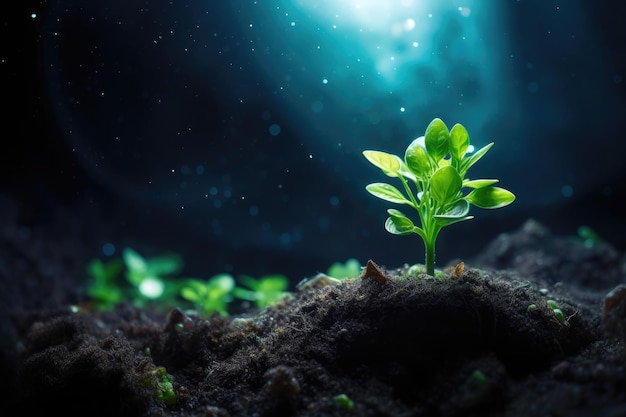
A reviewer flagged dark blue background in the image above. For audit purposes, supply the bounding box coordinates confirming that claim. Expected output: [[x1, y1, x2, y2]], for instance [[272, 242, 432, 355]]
[[5, 0, 626, 282]]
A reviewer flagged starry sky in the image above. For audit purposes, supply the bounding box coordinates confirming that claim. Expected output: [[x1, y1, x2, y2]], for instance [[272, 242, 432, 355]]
[[7, 0, 626, 281]]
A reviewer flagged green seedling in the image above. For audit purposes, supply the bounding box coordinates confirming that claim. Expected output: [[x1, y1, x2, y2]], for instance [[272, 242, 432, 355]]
[[122, 247, 182, 306], [327, 258, 362, 279], [139, 365, 177, 406], [577, 225, 605, 248], [85, 258, 125, 310], [233, 274, 291, 309], [547, 299, 565, 324], [363, 117, 515, 276], [180, 274, 235, 317], [333, 393, 354, 411]]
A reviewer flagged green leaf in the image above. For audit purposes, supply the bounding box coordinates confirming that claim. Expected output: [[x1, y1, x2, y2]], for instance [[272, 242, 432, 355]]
[[434, 199, 474, 227], [460, 142, 493, 176], [404, 137, 431, 178], [209, 274, 235, 292], [327, 258, 361, 279], [466, 186, 516, 209], [425, 118, 450, 163], [385, 209, 416, 235], [435, 215, 474, 227], [440, 199, 471, 218], [365, 183, 412, 205], [146, 253, 182, 276], [180, 286, 202, 303], [123, 248, 147, 274], [398, 161, 417, 182], [430, 166, 462, 205], [363, 150, 402, 177], [449, 123, 469, 163], [463, 179, 499, 189], [257, 275, 289, 292]]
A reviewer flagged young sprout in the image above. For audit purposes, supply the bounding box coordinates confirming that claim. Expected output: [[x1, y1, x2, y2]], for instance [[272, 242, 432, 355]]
[[179, 274, 235, 317], [85, 258, 125, 310], [363, 118, 515, 276], [233, 275, 291, 309], [547, 299, 565, 325], [122, 248, 183, 305], [326, 258, 362, 280], [333, 393, 354, 411]]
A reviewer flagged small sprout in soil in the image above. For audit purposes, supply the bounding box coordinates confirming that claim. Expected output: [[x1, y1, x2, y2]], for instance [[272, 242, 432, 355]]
[[577, 225, 605, 248], [461, 369, 492, 406], [327, 258, 362, 279], [233, 274, 291, 309], [85, 257, 125, 310], [122, 247, 182, 305], [547, 300, 565, 324], [363, 117, 515, 276], [140, 366, 177, 406], [546, 299, 577, 326], [334, 393, 355, 411], [527, 303, 538, 312], [180, 274, 235, 317]]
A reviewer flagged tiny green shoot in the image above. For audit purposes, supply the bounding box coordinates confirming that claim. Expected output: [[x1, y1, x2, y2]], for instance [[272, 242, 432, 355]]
[[85, 258, 125, 310], [233, 274, 291, 309], [326, 258, 362, 279], [334, 393, 354, 411], [179, 274, 235, 317], [363, 118, 515, 276], [577, 225, 605, 248], [139, 365, 177, 406], [122, 247, 183, 305], [547, 299, 565, 324]]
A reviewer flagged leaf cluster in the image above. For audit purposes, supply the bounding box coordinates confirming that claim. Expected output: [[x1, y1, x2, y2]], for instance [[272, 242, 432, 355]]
[[363, 118, 515, 275], [85, 247, 293, 316]]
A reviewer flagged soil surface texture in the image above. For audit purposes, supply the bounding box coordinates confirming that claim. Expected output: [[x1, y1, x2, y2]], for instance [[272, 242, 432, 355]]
[[1, 194, 626, 417]]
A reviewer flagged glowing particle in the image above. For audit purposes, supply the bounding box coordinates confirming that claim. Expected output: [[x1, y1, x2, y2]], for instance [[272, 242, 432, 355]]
[[412, 41, 419, 47], [458, 7, 471, 17], [322, 78, 328, 84], [269, 123, 281, 136], [290, 21, 295, 27], [102, 243, 116, 257], [404, 18, 415, 30], [400, 107, 405, 112], [31, 13, 37, 19]]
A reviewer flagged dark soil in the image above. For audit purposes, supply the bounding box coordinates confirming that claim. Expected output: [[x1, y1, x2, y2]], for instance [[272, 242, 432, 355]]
[[2, 194, 626, 417]]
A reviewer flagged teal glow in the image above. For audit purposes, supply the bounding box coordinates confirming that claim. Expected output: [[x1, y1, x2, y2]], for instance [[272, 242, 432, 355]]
[[291, 1, 487, 87]]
